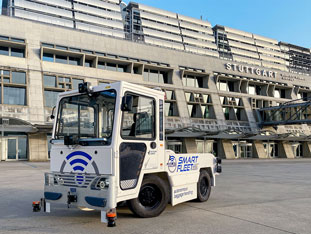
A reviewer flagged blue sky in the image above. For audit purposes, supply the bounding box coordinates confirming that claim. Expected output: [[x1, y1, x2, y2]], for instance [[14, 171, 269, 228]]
[[123, 0, 311, 48], [1, 1, 310, 48]]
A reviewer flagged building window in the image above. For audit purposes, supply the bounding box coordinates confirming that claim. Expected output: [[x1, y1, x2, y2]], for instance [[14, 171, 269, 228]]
[[43, 74, 84, 107], [0, 70, 27, 105], [220, 96, 247, 121], [163, 90, 179, 117], [217, 79, 235, 92], [185, 91, 214, 119], [143, 69, 170, 84], [0, 35, 26, 58]]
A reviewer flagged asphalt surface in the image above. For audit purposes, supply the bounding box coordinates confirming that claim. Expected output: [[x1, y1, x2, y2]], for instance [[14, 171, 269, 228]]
[[0, 159, 311, 234]]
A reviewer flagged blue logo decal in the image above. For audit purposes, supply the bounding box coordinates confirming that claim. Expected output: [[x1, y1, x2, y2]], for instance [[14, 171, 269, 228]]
[[167, 155, 177, 173], [60, 151, 99, 186]]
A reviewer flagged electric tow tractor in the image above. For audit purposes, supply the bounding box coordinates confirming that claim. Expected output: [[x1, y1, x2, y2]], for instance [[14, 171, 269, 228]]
[[33, 81, 222, 227]]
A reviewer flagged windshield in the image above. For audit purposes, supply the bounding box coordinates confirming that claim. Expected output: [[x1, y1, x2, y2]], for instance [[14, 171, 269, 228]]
[[55, 90, 116, 145]]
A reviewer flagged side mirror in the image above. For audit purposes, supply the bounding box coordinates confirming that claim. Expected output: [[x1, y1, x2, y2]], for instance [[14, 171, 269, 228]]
[[121, 95, 133, 111], [50, 106, 56, 120]]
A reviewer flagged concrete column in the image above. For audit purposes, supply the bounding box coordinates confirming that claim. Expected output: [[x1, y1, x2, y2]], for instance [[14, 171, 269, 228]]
[[184, 138, 197, 153], [278, 141, 295, 159], [242, 97, 258, 129], [302, 142, 311, 158], [253, 141, 267, 159], [210, 93, 226, 121], [219, 140, 235, 159], [28, 133, 48, 161]]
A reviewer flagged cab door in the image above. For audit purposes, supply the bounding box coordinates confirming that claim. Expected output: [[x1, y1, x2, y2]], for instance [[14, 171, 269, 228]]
[[119, 92, 158, 191]]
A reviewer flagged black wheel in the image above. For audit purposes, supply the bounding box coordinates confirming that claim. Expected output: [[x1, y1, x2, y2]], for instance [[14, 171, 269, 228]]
[[127, 175, 169, 218], [197, 170, 211, 202]]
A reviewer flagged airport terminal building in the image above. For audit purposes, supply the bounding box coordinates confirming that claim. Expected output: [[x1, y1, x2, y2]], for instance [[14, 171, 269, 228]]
[[0, 0, 311, 161]]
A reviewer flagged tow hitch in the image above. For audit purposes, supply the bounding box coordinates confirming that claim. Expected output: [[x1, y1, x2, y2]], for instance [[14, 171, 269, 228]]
[[67, 192, 77, 208]]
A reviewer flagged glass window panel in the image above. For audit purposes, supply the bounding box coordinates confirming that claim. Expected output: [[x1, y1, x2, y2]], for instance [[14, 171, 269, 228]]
[[165, 90, 173, 100], [149, 70, 159, 83], [12, 71, 26, 84], [43, 75, 56, 87], [274, 89, 281, 98], [187, 77, 195, 87], [43, 53, 54, 62], [117, 65, 127, 72], [219, 81, 227, 91], [72, 79, 83, 90], [106, 63, 117, 71], [69, 47, 81, 52], [98, 62, 106, 69], [11, 48, 25, 58], [66, 84, 72, 89], [248, 85, 256, 95], [160, 71, 168, 83], [55, 55, 67, 64], [3, 86, 26, 105], [182, 77, 187, 86], [42, 43, 54, 48], [0, 46, 9, 56], [69, 57, 80, 66], [7, 139, 17, 160], [143, 70, 149, 81], [158, 72, 164, 83], [58, 77, 70, 82], [185, 92, 191, 102], [18, 138, 27, 160], [0, 36, 9, 40], [85, 60, 92, 67], [3, 70, 10, 76], [11, 38, 25, 43], [122, 95, 155, 139], [44, 90, 61, 107], [3, 78, 10, 83], [56, 45, 67, 50]]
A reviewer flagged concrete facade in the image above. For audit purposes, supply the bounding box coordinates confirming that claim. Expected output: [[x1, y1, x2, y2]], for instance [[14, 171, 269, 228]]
[[0, 1, 311, 161]]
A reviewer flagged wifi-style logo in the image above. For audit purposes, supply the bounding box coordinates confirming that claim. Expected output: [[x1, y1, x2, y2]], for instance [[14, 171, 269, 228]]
[[65, 151, 93, 186]]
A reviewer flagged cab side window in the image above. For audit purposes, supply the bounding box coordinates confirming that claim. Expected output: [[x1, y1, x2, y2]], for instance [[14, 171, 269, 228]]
[[121, 95, 155, 139]]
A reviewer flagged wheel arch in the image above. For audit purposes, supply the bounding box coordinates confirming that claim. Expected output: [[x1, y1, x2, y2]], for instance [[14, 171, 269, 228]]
[[200, 167, 215, 186], [142, 172, 171, 203]]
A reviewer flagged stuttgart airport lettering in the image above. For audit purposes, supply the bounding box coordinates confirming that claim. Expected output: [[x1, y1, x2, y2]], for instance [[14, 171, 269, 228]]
[[225, 63, 277, 78]]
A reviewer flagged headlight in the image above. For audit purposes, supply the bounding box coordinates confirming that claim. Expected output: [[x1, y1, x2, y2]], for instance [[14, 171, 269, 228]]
[[45, 173, 55, 186], [91, 177, 109, 190]]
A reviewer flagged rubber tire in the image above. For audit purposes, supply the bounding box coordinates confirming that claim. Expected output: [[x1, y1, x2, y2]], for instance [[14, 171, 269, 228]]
[[197, 170, 211, 202], [127, 175, 169, 218]]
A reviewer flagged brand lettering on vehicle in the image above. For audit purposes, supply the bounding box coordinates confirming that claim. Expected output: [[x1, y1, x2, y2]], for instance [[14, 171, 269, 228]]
[[177, 156, 199, 172]]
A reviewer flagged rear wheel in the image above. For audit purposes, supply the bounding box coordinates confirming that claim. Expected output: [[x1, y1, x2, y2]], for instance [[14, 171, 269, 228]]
[[127, 175, 169, 218], [197, 170, 211, 202]]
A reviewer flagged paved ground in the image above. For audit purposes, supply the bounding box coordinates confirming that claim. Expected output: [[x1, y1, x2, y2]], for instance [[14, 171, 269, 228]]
[[0, 159, 311, 234]]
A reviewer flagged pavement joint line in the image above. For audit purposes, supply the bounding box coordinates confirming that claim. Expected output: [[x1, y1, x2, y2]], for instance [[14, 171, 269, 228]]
[[21, 162, 38, 169], [185, 204, 297, 234]]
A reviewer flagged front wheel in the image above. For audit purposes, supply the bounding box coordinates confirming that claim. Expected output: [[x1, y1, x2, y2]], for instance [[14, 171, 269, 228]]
[[127, 175, 169, 218], [197, 170, 211, 202]]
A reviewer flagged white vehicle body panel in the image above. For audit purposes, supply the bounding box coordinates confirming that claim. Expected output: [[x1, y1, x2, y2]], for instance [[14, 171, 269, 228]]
[[44, 81, 220, 215]]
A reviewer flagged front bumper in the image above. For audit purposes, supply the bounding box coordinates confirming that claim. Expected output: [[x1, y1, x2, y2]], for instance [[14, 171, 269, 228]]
[[44, 172, 112, 210]]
